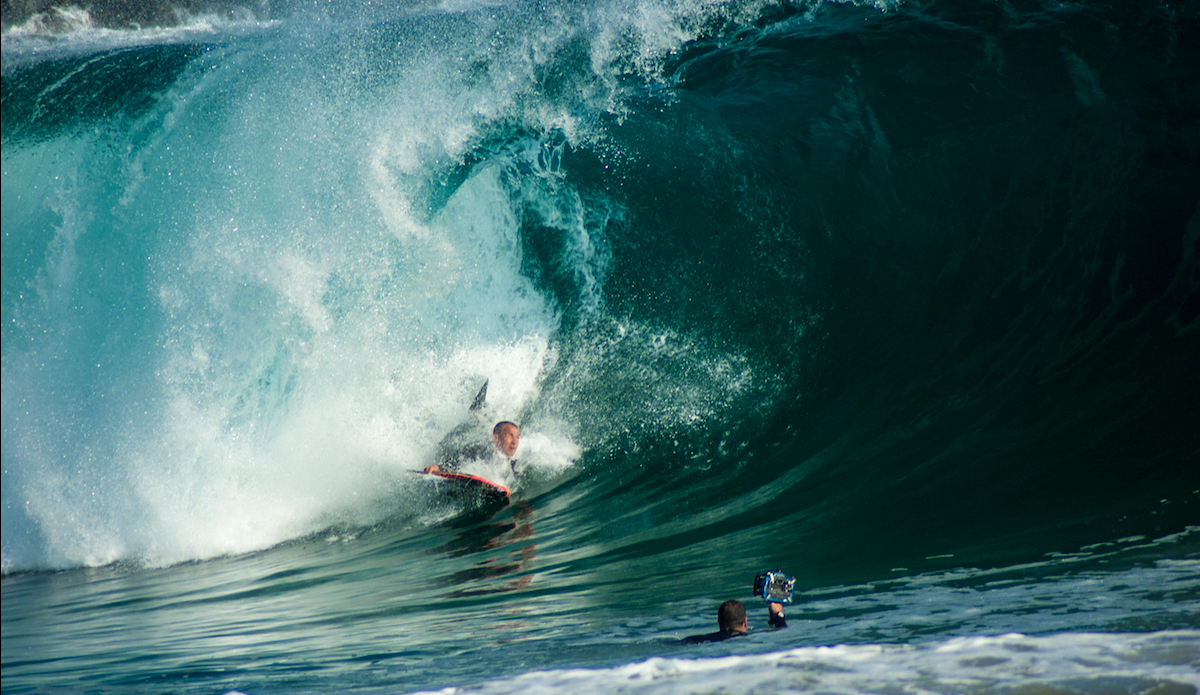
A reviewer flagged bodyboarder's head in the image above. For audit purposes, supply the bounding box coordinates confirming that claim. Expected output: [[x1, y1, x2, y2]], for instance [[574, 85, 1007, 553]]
[[493, 421, 520, 457]]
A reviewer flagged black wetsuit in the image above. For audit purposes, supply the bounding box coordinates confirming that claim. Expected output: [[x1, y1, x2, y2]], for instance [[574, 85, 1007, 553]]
[[437, 442, 492, 471], [679, 628, 746, 645], [679, 612, 787, 644]]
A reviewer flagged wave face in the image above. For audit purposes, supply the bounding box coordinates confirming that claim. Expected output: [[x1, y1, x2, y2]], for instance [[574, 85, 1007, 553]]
[[1, 0, 1198, 691]]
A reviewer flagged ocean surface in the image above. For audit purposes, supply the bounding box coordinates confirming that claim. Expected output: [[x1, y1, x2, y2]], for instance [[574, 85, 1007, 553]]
[[2, 0, 1198, 692]]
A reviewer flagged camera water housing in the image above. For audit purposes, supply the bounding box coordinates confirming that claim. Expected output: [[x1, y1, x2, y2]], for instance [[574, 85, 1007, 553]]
[[753, 569, 795, 604]]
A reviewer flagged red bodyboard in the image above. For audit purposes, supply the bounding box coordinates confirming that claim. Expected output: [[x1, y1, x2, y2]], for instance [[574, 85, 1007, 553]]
[[421, 471, 510, 501]]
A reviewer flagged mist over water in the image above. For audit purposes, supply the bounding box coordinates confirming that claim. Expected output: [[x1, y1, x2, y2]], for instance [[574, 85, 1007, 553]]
[[2, 0, 1198, 692]]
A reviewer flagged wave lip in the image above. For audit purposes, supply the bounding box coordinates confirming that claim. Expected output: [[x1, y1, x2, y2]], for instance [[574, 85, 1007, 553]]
[[2, 1, 264, 33]]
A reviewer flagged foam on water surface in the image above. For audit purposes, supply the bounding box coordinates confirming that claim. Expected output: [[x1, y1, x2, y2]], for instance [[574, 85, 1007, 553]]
[[411, 631, 1200, 695]]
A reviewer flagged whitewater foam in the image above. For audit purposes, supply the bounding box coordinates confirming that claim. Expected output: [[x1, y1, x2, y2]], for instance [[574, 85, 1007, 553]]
[[408, 631, 1200, 695]]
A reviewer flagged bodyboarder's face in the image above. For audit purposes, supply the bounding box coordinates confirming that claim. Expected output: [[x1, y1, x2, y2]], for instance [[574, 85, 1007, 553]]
[[494, 423, 520, 457]]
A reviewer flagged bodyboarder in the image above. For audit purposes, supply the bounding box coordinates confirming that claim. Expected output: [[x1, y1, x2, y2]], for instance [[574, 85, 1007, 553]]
[[421, 380, 521, 489], [423, 420, 521, 477]]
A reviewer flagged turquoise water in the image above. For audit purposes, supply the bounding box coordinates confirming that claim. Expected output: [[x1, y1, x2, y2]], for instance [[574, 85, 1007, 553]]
[[3, 0, 1198, 692]]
